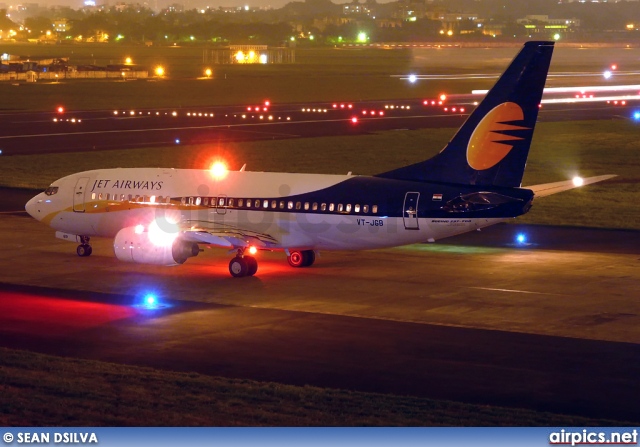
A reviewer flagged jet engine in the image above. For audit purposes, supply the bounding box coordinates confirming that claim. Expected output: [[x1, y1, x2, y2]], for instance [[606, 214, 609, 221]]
[[113, 225, 200, 265]]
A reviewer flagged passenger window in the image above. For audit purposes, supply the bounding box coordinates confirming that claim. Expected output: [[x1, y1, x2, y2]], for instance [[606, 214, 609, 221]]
[[329, 203, 335, 212], [106, 193, 111, 200], [91, 193, 96, 200], [195, 197, 201, 206], [203, 197, 208, 206], [98, 193, 103, 200], [337, 204, 343, 212], [354, 204, 360, 213], [295, 202, 301, 210], [238, 199, 243, 207], [271, 200, 277, 209], [166, 197, 171, 204], [321, 203, 327, 211], [121, 194, 126, 201], [219, 198, 225, 206], [188, 197, 193, 205], [150, 195, 156, 203], [246, 199, 251, 208], [263, 200, 269, 208], [363, 205, 369, 213], [372, 205, 378, 214], [304, 202, 310, 210], [255, 199, 260, 208], [288, 201, 294, 210], [279, 201, 285, 209], [229, 198, 234, 207], [346, 204, 352, 213], [312, 203, 318, 211], [129, 194, 134, 202]]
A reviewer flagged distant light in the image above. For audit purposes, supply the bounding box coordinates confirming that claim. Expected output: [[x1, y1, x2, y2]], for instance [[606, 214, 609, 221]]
[[351, 116, 358, 123], [134, 224, 145, 234], [633, 111, 640, 121], [603, 70, 612, 79], [145, 295, 156, 306], [264, 100, 270, 106], [516, 233, 527, 244], [553, 33, 561, 41], [248, 246, 257, 255], [611, 64, 618, 71], [175, 139, 180, 144], [259, 54, 268, 64], [439, 94, 447, 101], [155, 66, 165, 77], [408, 74, 417, 83], [357, 32, 367, 43], [204, 68, 212, 77], [572, 176, 584, 187], [0, 150, 3, 155], [125, 57, 132, 65], [57, 106, 64, 113]]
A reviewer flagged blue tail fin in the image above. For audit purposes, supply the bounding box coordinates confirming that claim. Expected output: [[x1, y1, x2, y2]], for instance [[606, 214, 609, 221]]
[[376, 41, 554, 188]]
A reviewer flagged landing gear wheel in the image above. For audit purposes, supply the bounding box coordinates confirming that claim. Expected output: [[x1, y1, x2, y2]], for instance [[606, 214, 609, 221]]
[[77, 244, 92, 257], [229, 256, 249, 278], [288, 250, 315, 268], [302, 250, 315, 267], [245, 256, 258, 276]]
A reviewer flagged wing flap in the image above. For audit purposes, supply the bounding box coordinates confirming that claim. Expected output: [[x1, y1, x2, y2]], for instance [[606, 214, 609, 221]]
[[525, 174, 616, 198]]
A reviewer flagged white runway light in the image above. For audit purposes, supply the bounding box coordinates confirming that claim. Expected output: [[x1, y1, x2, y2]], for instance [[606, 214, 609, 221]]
[[572, 176, 584, 187]]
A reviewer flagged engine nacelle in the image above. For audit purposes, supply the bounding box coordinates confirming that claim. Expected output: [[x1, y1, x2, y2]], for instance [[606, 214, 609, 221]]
[[113, 226, 200, 265]]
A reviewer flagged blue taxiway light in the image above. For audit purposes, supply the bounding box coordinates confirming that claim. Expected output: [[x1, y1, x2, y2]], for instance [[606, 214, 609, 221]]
[[175, 139, 180, 144], [516, 233, 527, 244], [633, 111, 640, 121]]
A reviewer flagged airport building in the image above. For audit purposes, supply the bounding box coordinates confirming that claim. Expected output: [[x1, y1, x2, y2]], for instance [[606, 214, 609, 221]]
[[204, 45, 295, 64]]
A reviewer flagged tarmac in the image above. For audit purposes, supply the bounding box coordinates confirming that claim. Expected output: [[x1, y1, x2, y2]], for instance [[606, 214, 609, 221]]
[[1, 209, 639, 421]]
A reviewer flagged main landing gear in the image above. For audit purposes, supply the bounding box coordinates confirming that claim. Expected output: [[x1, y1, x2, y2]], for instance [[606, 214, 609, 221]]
[[76, 236, 92, 257], [229, 248, 258, 278], [287, 250, 316, 268]]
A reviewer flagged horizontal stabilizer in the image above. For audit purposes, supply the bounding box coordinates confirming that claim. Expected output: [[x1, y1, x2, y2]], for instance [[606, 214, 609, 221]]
[[526, 175, 617, 198]]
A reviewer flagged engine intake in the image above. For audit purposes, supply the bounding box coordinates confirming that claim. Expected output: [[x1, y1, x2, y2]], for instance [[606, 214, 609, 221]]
[[113, 226, 199, 265]]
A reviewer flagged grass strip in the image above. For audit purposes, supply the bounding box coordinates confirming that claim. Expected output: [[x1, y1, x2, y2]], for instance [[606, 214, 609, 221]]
[[0, 347, 629, 427]]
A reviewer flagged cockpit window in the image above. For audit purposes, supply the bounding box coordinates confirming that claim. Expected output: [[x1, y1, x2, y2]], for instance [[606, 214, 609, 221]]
[[45, 187, 59, 196]]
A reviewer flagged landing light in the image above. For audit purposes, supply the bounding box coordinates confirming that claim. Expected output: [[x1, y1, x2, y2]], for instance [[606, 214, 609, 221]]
[[516, 233, 527, 244], [248, 246, 257, 255], [408, 74, 417, 84], [603, 70, 612, 80], [572, 176, 584, 187]]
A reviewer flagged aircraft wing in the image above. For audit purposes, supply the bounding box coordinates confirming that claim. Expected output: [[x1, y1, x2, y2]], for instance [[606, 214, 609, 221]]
[[525, 174, 617, 198], [179, 224, 280, 249]]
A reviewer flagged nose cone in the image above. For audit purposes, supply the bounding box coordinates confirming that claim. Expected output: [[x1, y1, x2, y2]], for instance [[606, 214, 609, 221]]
[[25, 194, 43, 220]]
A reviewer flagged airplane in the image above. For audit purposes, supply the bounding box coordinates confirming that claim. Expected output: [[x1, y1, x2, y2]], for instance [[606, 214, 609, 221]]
[[26, 41, 615, 278]]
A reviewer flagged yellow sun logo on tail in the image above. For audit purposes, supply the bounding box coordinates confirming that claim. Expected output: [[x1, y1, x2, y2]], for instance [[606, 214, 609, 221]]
[[467, 102, 530, 171]]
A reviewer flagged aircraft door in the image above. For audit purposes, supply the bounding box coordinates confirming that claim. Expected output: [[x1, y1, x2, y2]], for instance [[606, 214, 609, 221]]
[[403, 192, 420, 230], [73, 177, 90, 212], [216, 194, 227, 215]]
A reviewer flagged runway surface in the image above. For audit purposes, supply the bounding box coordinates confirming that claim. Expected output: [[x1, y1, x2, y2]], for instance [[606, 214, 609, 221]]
[[1, 209, 639, 422], [0, 97, 637, 156]]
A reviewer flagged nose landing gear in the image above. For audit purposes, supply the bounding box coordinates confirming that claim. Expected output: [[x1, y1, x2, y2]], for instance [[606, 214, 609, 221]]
[[76, 236, 92, 257]]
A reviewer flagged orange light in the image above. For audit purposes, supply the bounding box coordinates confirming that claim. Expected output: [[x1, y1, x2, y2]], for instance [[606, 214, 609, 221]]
[[57, 106, 64, 113], [264, 100, 270, 106], [439, 94, 447, 101], [248, 246, 257, 255], [210, 161, 228, 179], [611, 64, 618, 70]]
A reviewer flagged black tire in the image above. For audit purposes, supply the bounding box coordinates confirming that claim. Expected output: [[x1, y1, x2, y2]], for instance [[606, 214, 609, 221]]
[[77, 244, 91, 257], [85, 245, 93, 257], [245, 256, 258, 276], [229, 257, 248, 277], [302, 250, 315, 267], [287, 250, 305, 267]]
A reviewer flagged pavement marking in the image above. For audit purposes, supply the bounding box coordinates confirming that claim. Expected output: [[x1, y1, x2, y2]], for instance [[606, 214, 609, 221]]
[[467, 286, 570, 297]]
